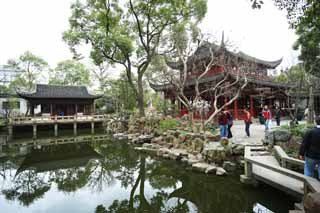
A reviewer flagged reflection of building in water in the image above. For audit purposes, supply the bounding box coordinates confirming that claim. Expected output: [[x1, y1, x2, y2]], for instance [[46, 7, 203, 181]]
[[15, 143, 102, 175]]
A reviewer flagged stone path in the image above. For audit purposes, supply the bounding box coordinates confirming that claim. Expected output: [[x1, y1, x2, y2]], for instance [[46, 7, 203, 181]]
[[230, 119, 299, 145], [230, 120, 265, 145]]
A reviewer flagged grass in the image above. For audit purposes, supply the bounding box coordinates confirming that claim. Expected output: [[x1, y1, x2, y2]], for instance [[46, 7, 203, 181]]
[[159, 119, 179, 132]]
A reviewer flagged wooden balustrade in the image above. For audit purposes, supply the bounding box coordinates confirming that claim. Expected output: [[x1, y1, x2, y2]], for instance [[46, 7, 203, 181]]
[[241, 146, 320, 198], [9, 114, 108, 125]]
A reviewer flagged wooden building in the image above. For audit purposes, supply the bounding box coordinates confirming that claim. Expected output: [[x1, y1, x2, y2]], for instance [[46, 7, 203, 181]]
[[150, 42, 294, 120], [17, 84, 102, 116]]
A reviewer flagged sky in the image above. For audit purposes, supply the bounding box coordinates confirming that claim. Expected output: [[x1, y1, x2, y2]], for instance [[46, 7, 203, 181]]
[[0, 0, 298, 72]]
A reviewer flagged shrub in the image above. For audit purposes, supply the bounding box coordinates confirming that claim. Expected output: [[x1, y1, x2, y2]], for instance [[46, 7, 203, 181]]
[[159, 119, 178, 132], [281, 123, 314, 138]]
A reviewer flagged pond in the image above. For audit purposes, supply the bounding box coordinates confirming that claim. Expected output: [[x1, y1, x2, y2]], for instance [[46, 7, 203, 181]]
[[0, 134, 296, 213]]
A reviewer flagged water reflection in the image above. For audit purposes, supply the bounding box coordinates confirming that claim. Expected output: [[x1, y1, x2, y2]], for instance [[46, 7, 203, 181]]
[[0, 134, 295, 213]]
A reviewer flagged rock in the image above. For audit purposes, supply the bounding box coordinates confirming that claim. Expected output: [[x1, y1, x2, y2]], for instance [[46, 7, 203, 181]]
[[205, 165, 217, 174], [202, 142, 231, 163], [205, 132, 221, 141], [157, 148, 170, 156], [142, 143, 161, 149], [220, 138, 229, 146], [134, 147, 158, 154], [168, 150, 182, 160], [187, 157, 201, 165], [181, 157, 189, 164], [264, 129, 292, 145], [231, 143, 245, 155], [304, 192, 320, 213], [216, 167, 227, 176], [222, 161, 237, 172], [273, 129, 292, 142], [192, 162, 210, 172], [191, 138, 204, 153], [151, 136, 163, 144]]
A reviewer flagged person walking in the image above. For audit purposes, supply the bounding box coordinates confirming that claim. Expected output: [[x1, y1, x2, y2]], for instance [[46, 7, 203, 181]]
[[226, 110, 233, 138], [243, 108, 252, 137], [275, 106, 281, 126], [218, 109, 228, 138], [299, 116, 320, 178], [262, 105, 271, 131]]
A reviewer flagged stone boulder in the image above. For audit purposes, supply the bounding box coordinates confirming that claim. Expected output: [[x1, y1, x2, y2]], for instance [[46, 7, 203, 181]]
[[216, 167, 227, 176], [205, 132, 221, 142], [304, 192, 320, 213], [191, 138, 205, 153], [264, 129, 292, 145], [273, 129, 292, 142], [222, 161, 237, 172], [231, 143, 245, 155], [192, 162, 210, 172], [202, 142, 231, 163], [205, 165, 217, 174]]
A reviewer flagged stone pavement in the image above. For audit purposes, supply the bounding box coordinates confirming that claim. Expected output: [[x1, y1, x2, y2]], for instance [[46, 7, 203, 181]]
[[229, 119, 296, 145], [230, 120, 265, 145]]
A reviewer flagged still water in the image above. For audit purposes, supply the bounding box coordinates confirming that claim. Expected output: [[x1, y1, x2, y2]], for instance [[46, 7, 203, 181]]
[[0, 134, 295, 213]]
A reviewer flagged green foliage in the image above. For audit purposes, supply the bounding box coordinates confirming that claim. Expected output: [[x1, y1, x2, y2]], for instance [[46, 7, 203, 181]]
[[49, 59, 91, 86], [281, 123, 314, 138], [6, 51, 48, 90], [63, 0, 208, 116], [293, 1, 320, 77], [159, 119, 179, 132], [275, 65, 307, 86]]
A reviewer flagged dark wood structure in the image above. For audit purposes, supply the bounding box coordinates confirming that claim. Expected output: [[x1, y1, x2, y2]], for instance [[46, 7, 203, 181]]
[[17, 84, 102, 116], [150, 42, 295, 120]]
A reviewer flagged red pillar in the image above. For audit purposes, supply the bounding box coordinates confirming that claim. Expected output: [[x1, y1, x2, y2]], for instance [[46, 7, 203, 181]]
[[234, 99, 239, 120], [250, 96, 254, 117]]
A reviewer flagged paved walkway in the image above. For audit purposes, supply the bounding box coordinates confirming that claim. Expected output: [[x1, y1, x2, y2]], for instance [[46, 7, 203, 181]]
[[230, 120, 265, 145], [230, 119, 299, 145]]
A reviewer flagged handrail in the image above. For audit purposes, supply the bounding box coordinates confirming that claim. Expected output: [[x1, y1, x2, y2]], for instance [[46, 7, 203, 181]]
[[9, 114, 108, 124], [274, 145, 304, 168], [244, 146, 320, 194]]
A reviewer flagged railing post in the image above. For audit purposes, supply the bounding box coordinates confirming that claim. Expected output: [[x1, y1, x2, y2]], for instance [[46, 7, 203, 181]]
[[240, 160, 257, 186]]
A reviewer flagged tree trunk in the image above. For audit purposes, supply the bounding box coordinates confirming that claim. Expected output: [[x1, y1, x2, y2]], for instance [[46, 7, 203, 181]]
[[137, 75, 145, 117], [308, 84, 315, 124]]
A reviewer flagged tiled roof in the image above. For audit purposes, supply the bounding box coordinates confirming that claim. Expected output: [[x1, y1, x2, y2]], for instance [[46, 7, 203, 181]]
[[17, 84, 102, 99], [167, 42, 282, 70]]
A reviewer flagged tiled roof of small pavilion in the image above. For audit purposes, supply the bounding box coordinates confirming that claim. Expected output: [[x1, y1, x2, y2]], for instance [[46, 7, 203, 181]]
[[167, 42, 283, 70], [17, 84, 102, 99]]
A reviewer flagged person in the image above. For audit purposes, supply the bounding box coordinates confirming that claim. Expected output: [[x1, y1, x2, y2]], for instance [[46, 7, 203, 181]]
[[226, 110, 233, 138], [275, 106, 281, 126], [262, 105, 271, 131], [304, 107, 309, 121], [243, 108, 252, 137], [218, 109, 228, 138], [299, 115, 320, 178]]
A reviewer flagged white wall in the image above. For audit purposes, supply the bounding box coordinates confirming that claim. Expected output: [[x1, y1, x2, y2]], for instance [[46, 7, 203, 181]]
[[0, 97, 40, 117]]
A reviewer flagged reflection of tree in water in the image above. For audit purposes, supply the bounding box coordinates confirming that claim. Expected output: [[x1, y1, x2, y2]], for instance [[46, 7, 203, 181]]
[[95, 156, 190, 213], [2, 170, 50, 206]]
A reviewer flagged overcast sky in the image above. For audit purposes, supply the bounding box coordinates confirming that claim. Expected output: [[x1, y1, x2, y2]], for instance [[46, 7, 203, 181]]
[[0, 0, 297, 71]]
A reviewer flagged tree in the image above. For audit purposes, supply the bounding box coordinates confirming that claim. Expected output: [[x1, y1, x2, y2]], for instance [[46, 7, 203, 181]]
[[49, 59, 91, 86], [149, 27, 248, 128], [63, 0, 207, 117], [6, 51, 48, 90]]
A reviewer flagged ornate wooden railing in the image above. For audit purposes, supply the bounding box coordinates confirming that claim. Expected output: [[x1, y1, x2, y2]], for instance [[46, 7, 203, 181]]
[[9, 114, 110, 125]]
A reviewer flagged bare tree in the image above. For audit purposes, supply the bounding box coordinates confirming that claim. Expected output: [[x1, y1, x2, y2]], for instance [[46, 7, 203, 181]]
[[149, 32, 248, 128]]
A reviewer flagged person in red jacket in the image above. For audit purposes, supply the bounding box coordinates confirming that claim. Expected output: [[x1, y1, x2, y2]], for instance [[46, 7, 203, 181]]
[[262, 105, 271, 131], [243, 108, 252, 137]]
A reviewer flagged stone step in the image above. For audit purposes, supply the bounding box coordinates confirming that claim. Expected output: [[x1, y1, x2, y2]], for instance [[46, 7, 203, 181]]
[[294, 203, 304, 211]]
